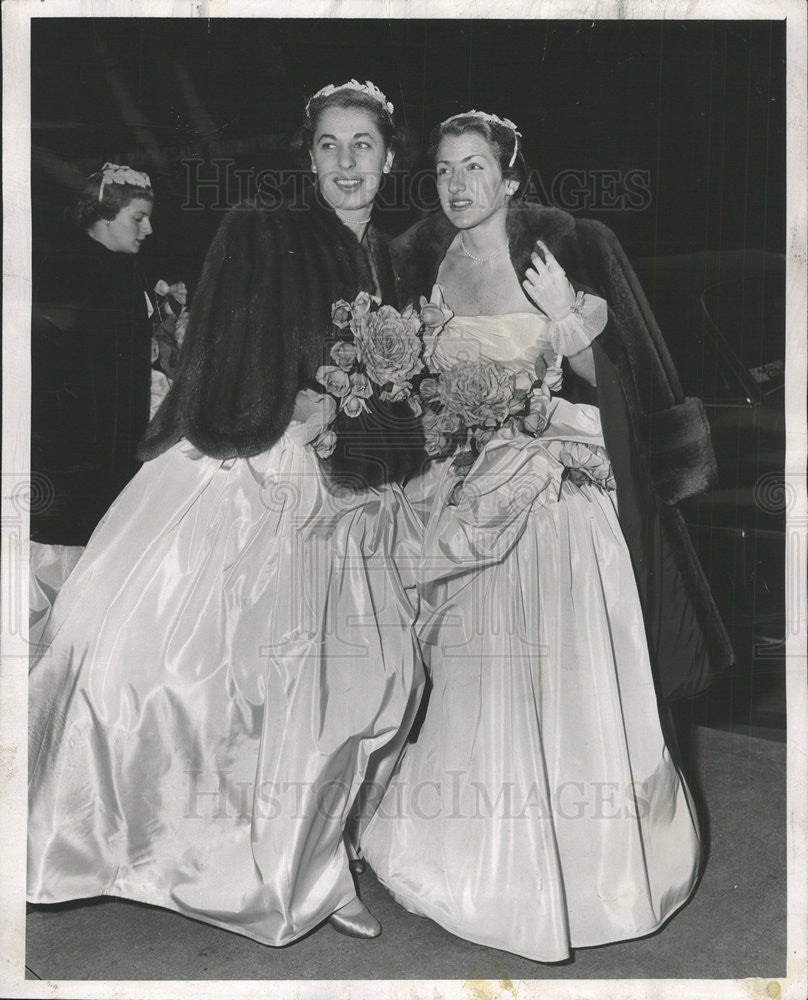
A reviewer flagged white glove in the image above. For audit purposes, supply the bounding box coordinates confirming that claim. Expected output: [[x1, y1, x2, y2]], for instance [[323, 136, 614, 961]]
[[521, 240, 578, 321], [522, 240, 608, 355]]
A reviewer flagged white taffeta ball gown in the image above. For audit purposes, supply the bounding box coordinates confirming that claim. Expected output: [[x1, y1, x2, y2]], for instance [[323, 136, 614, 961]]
[[361, 309, 701, 962], [27, 389, 424, 946]]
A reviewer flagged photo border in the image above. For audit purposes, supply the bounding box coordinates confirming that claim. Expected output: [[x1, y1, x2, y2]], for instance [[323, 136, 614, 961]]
[[3, 2, 805, 998]]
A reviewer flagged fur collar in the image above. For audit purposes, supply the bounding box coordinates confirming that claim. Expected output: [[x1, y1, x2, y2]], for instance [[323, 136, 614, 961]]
[[391, 201, 578, 308]]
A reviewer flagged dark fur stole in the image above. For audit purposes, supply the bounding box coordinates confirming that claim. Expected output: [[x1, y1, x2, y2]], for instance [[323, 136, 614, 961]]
[[139, 200, 424, 487]]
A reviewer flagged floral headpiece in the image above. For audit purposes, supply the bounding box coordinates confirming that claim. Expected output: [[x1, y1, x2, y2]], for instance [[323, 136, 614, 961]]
[[440, 110, 523, 168], [305, 79, 394, 119], [97, 163, 152, 202]]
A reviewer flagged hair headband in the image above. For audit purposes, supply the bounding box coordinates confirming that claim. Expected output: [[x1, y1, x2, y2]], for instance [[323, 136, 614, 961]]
[[305, 79, 394, 119], [440, 110, 522, 168]]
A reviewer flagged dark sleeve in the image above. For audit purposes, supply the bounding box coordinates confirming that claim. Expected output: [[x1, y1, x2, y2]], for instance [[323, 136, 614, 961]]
[[577, 219, 718, 503], [31, 250, 151, 544], [578, 223, 734, 695], [31, 257, 96, 486], [593, 328, 734, 700]]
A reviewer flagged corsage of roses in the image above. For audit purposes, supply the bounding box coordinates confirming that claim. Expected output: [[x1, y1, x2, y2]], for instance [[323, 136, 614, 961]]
[[310, 290, 454, 459]]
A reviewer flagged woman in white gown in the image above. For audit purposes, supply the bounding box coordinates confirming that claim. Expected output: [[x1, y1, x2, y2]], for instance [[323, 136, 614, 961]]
[[27, 80, 425, 944], [361, 111, 703, 961]]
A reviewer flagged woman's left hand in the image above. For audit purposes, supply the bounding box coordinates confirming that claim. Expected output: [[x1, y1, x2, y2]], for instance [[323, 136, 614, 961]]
[[522, 241, 577, 320]]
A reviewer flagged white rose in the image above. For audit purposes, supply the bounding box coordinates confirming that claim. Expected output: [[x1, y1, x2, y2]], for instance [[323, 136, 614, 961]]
[[316, 365, 351, 398]]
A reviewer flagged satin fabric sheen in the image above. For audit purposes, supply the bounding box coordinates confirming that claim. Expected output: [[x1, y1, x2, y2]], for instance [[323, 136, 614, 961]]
[[361, 311, 701, 962], [27, 390, 424, 946], [28, 542, 84, 651]]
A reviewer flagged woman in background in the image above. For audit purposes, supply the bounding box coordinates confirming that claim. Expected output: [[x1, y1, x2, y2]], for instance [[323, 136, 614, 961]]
[[29, 164, 155, 647]]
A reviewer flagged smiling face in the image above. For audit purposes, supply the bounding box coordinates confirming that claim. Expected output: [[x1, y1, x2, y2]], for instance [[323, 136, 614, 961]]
[[309, 105, 393, 218], [103, 197, 153, 254], [435, 131, 516, 231]]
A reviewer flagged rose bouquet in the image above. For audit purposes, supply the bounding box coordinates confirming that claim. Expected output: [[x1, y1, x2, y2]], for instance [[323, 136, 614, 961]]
[[312, 290, 453, 461], [415, 335, 618, 503], [416, 349, 563, 473]]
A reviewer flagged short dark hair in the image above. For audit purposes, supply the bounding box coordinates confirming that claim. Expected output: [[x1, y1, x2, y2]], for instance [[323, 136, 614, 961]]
[[72, 170, 154, 230], [428, 114, 529, 200]]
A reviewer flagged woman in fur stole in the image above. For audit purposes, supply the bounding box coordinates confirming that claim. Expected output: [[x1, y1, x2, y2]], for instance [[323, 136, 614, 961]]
[[361, 111, 733, 961], [27, 82, 425, 944]]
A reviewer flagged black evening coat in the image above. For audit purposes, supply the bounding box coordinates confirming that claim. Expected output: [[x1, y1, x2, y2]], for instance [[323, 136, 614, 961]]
[[31, 232, 153, 546], [390, 202, 735, 702]]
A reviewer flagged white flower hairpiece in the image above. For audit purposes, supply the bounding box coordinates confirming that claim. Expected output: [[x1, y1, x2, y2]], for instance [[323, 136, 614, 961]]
[[440, 110, 523, 168], [305, 79, 394, 118], [98, 163, 152, 202]]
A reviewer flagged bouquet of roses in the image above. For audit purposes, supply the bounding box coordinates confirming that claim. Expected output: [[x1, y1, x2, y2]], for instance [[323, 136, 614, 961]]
[[416, 348, 563, 472], [413, 352, 564, 505], [311, 290, 454, 459], [410, 240, 614, 497]]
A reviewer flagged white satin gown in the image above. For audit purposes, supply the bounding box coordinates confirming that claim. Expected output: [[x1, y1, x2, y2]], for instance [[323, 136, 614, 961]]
[[27, 389, 424, 946], [361, 309, 701, 962]]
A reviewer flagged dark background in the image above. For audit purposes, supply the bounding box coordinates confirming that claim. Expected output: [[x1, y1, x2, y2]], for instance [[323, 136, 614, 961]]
[[32, 17, 786, 289]]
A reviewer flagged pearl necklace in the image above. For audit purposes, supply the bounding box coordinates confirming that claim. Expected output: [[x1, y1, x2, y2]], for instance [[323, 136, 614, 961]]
[[459, 233, 510, 263], [337, 212, 372, 226]]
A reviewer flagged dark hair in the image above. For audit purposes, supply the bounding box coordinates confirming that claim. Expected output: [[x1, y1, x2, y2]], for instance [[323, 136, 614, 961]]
[[427, 114, 529, 200], [72, 170, 154, 231], [289, 86, 409, 167]]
